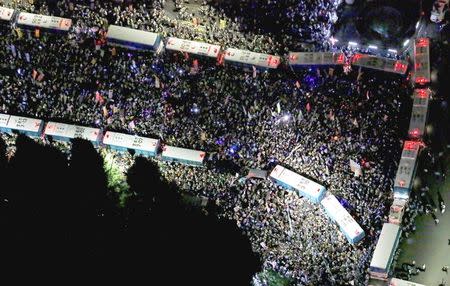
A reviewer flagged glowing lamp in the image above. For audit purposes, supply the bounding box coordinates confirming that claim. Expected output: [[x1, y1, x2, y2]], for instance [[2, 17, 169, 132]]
[[415, 77, 428, 84], [409, 128, 420, 138]]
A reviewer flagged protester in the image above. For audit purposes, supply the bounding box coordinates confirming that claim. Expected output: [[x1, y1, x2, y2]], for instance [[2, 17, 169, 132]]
[[0, 1, 415, 285]]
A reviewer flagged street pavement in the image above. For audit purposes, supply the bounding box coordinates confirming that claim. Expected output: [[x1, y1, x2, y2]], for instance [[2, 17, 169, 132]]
[[397, 172, 450, 286]]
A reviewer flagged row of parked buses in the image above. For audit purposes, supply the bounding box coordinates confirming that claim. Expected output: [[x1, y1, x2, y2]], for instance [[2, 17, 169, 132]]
[[0, 7, 411, 74], [0, 114, 206, 167], [0, 7, 432, 284], [0, 113, 418, 283], [269, 165, 366, 245], [0, 110, 367, 245], [369, 38, 431, 285]]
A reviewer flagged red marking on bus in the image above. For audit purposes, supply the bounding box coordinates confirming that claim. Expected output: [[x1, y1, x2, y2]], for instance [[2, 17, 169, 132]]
[[415, 77, 428, 84], [404, 141, 418, 150], [416, 38, 429, 48], [409, 128, 420, 138], [416, 89, 428, 98]]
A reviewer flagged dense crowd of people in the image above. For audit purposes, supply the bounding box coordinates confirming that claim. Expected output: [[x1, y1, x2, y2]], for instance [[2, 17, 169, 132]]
[[0, 0, 418, 285]]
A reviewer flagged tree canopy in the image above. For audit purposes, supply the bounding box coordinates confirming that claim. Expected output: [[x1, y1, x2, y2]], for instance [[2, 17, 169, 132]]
[[0, 136, 261, 284]]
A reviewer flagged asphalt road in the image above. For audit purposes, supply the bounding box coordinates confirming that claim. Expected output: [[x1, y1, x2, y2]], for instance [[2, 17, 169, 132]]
[[396, 173, 450, 286]]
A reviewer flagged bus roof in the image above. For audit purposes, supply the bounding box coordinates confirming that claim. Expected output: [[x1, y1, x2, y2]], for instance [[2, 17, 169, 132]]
[[370, 223, 401, 270], [0, 6, 14, 21], [106, 25, 160, 50]]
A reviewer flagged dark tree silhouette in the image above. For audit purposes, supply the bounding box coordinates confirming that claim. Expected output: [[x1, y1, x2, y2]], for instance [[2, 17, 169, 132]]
[[0, 139, 261, 283], [2, 135, 72, 263], [122, 157, 261, 285], [0, 137, 9, 252], [0, 137, 6, 171], [66, 138, 118, 264]]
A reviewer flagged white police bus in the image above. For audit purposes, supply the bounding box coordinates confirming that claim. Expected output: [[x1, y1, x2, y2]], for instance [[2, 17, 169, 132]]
[[161, 145, 206, 166], [0, 6, 14, 22], [44, 122, 102, 145], [320, 192, 365, 244], [103, 131, 159, 157], [0, 114, 44, 137], [269, 165, 326, 204], [393, 141, 420, 201], [106, 25, 163, 52], [16, 12, 72, 32], [369, 223, 402, 280]]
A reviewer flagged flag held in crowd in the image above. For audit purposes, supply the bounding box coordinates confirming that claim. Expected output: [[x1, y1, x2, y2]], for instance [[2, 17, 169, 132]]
[[350, 159, 363, 177], [102, 106, 108, 118], [219, 19, 227, 29], [191, 59, 199, 75], [357, 67, 363, 81], [193, 59, 199, 70], [15, 28, 22, 39], [10, 44, 16, 57], [95, 91, 105, 104], [328, 67, 334, 77], [128, 120, 136, 130], [328, 110, 335, 121], [154, 75, 161, 88], [36, 72, 45, 82]]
